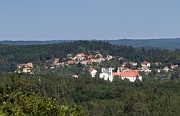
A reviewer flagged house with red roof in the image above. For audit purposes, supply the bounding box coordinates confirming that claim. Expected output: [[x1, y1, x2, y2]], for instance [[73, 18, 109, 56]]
[[171, 65, 178, 69], [112, 70, 142, 82], [54, 58, 59, 63], [91, 58, 105, 63], [68, 60, 78, 65], [26, 62, 33, 68], [73, 53, 86, 60], [163, 66, 169, 72], [155, 62, 161, 66], [141, 61, 151, 67], [89, 68, 97, 77], [81, 60, 93, 65]]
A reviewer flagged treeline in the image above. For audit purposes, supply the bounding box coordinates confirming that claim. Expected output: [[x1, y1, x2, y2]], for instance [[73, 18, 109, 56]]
[[0, 73, 180, 116], [1, 40, 180, 72]]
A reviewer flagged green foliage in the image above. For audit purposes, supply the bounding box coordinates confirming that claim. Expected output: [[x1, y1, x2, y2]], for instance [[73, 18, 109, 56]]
[[0, 92, 84, 116], [0, 74, 85, 116], [1, 73, 180, 116]]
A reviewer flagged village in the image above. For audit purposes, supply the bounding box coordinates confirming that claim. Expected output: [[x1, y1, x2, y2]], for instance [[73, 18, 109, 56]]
[[16, 52, 179, 82]]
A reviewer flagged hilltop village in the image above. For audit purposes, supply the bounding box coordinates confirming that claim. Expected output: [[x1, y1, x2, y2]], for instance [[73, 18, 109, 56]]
[[16, 52, 178, 82]]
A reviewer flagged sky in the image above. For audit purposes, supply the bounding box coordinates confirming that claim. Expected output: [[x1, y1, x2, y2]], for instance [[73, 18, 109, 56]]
[[0, 0, 180, 41]]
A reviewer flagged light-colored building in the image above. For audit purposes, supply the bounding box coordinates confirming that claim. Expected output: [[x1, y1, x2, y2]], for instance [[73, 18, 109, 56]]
[[89, 68, 97, 77], [141, 61, 151, 67], [54, 58, 59, 63], [23, 67, 31, 73], [68, 60, 78, 64], [163, 66, 169, 72], [106, 55, 113, 60], [155, 62, 161, 66], [171, 65, 178, 69], [99, 68, 113, 82], [73, 53, 86, 60], [27, 62, 33, 68], [112, 70, 142, 82], [130, 62, 137, 66], [72, 74, 78, 78], [81, 60, 92, 65]]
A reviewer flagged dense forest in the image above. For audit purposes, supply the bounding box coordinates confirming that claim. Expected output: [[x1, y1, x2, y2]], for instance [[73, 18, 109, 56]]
[[1, 40, 180, 115], [0, 73, 180, 115]]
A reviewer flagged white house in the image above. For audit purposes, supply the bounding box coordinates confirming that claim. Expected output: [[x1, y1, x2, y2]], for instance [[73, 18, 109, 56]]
[[163, 66, 169, 72], [99, 68, 113, 82], [130, 62, 137, 66], [72, 74, 78, 78], [89, 68, 97, 77]]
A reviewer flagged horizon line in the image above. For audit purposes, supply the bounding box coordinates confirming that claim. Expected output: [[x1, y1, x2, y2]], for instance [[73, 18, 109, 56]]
[[1, 37, 180, 41]]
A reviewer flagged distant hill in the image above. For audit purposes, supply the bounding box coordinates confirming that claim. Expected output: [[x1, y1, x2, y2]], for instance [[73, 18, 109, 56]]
[[107, 38, 180, 50], [1, 38, 180, 50], [0, 40, 73, 45]]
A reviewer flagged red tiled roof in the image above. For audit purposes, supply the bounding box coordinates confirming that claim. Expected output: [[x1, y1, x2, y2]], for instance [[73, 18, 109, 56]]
[[171, 65, 178, 69], [19, 64, 25, 66], [68, 60, 77, 64], [141, 61, 149, 65], [85, 60, 92, 63], [112, 71, 140, 77], [89, 68, 95, 73]]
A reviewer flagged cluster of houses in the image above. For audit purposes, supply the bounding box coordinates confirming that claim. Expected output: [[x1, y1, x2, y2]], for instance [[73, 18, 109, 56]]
[[119, 61, 178, 73], [46, 53, 110, 69], [88, 59, 179, 82], [16, 62, 34, 74], [16, 53, 179, 82], [89, 60, 178, 82]]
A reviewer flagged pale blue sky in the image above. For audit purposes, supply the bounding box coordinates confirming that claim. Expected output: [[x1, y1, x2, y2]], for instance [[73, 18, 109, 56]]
[[0, 0, 180, 40]]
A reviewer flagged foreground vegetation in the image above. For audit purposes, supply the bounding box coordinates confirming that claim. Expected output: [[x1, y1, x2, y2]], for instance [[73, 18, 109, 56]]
[[0, 73, 180, 116]]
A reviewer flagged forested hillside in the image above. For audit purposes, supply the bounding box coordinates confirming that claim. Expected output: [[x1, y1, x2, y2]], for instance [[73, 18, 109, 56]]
[[1, 40, 180, 72]]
